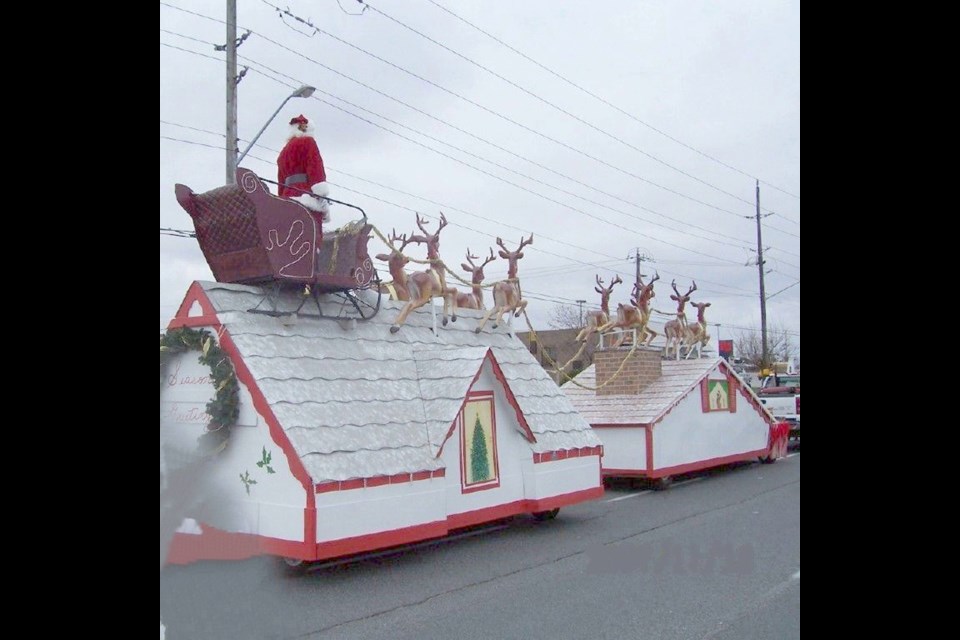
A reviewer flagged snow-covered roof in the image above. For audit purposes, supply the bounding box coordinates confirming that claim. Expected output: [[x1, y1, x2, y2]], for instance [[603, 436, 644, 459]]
[[194, 281, 600, 483], [563, 357, 723, 425]]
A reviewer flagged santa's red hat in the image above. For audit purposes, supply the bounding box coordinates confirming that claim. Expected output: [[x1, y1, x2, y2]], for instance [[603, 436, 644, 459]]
[[289, 114, 309, 125]]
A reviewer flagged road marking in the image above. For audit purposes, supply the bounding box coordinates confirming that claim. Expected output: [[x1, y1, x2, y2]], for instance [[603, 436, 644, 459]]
[[792, 570, 800, 580], [786, 452, 800, 458], [673, 477, 704, 487], [605, 490, 652, 503]]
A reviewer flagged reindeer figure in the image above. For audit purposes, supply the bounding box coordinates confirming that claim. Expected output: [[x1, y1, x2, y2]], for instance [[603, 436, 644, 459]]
[[374, 229, 413, 301], [474, 234, 533, 334], [599, 272, 660, 348], [576, 274, 622, 344], [679, 301, 712, 359], [663, 280, 697, 358], [456, 247, 496, 311], [389, 213, 459, 333]]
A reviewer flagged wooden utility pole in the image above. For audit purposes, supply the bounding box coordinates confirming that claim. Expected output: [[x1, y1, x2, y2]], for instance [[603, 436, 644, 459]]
[[755, 180, 768, 368], [225, 0, 238, 184]]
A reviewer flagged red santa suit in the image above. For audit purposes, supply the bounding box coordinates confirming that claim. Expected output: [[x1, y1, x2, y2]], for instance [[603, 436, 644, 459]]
[[277, 115, 330, 226]]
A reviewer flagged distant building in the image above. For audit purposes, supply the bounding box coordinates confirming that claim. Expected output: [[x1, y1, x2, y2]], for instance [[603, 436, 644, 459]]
[[516, 328, 595, 385]]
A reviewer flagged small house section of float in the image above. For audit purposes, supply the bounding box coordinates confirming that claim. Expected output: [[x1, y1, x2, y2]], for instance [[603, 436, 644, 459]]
[[562, 347, 786, 482], [161, 281, 603, 565]]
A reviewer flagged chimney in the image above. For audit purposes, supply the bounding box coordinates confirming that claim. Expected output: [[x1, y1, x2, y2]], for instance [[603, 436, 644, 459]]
[[594, 346, 662, 396]]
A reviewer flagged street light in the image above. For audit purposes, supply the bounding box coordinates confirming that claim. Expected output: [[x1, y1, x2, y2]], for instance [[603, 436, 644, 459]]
[[236, 85, 316, 168]]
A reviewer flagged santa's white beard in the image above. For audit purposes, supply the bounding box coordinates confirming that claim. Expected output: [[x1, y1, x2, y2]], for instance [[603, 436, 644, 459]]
[[287, 123, 315, 140]]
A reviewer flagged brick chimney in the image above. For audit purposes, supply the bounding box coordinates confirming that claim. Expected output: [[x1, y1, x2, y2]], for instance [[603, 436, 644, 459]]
[[594, 346, 662, 396]]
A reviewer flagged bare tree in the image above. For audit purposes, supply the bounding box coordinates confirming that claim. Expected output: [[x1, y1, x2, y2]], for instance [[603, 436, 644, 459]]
[[733, 323, 798, 370], [548, 303, 584, 330]]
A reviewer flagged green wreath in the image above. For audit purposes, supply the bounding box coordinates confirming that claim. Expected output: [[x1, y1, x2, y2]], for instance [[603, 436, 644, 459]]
[[160, 326, 240, 455]]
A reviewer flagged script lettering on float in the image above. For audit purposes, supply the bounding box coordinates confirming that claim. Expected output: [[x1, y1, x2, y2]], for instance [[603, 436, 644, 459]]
[[161, 358, 216, 427]]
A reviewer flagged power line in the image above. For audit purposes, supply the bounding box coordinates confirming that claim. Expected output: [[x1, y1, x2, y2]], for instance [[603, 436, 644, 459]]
[[423, 0, 802, 205], [247, 1, 757, 221], [160, 14, 802, 246], [360, 0, 776, 214], [162, 127, 771, 300]]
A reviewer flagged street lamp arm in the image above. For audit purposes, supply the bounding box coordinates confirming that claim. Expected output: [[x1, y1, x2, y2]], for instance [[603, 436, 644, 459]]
[[236, 85, 316, 167]]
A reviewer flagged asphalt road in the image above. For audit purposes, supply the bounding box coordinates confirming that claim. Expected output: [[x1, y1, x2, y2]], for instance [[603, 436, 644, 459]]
[[160, 451, 800, 640]]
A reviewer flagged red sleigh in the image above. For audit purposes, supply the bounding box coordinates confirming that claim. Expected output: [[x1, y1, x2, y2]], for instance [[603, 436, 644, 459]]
[[175, 168, 381, 319]]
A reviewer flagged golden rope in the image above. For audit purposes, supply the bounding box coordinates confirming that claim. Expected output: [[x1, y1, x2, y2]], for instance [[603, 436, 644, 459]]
[[367, 223, 639, 390], [519, 309, 641, 391], [368, 224, 499, 290]]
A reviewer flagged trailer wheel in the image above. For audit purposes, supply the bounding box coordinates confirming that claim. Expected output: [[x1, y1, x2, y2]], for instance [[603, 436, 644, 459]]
[[283, 557, 305, 568], [760, 453, 777, 464], [532, 508, 560, 521]]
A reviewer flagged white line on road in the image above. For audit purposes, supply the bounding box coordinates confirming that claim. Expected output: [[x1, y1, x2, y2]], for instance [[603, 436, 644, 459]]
[[673, 477, 704, 487], [786, 452, 800, 458], [792, 570, 800, 580], [605, 490, 652, 503]]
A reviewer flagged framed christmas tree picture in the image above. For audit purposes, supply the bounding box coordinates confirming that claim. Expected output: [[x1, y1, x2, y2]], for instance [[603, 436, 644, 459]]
[[460, 391, 500, 493]]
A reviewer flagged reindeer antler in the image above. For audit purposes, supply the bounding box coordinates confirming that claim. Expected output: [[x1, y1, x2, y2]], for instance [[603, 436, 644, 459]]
[[388, 228, 410, 252], [415, 213, 430, 235], [481, 247, 496, 267], [519, 233, 534, 250], [610, 274, 623, 286], [437, 211, 448, 232], [465, 248, 479, 267]]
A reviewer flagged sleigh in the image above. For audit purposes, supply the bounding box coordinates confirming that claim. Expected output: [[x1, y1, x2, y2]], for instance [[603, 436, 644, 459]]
[[175, 168, 381, 319]]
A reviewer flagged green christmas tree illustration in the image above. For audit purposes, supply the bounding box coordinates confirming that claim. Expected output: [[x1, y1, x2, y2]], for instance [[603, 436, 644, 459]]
[[470, 415, 491, 482]]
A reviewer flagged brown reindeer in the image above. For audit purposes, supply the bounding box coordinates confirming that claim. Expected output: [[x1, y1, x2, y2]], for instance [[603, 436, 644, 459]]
[[679, 301, 711, 359], [474, 234, 533, 334], [374, 229, 413, 301], [389, 213, 459, 333], [663, 280, 697, 357], [456, 247, 496, 311], [599, 272, 660, 348], [576, 274, 622, 344]]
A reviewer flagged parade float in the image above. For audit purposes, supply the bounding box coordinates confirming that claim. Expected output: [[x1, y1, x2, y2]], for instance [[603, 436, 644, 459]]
[[160, 168, 604, 566], [559, 275, 789, 486]]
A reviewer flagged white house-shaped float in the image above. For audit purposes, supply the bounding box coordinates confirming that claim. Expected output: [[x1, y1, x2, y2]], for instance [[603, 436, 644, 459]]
[[161, 281, 603, 565], [563, 347, 787, 482]]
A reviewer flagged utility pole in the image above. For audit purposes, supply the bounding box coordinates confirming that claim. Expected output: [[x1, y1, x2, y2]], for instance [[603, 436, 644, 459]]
[[225, 0, 238, 184], [576, 299, 586, 327], [628, 248, 652, 290], [755, 179, 768, 369]]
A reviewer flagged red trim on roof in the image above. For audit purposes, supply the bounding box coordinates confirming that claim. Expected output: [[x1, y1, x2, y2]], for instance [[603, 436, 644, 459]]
[[168, 281, 217, 327], [590, 423, 648, 429], [719, 359, 776, 426], [169, 283, 316, 549], [484, 349, 536, 443], [533, 446, 603, 463]]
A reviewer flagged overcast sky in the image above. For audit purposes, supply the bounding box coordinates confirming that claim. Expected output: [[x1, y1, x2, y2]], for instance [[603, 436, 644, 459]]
[[160, 0, 800, 353]]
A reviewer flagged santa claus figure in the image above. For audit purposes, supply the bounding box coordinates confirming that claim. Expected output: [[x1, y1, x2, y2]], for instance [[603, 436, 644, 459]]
[[277, 114, 331, 224]]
